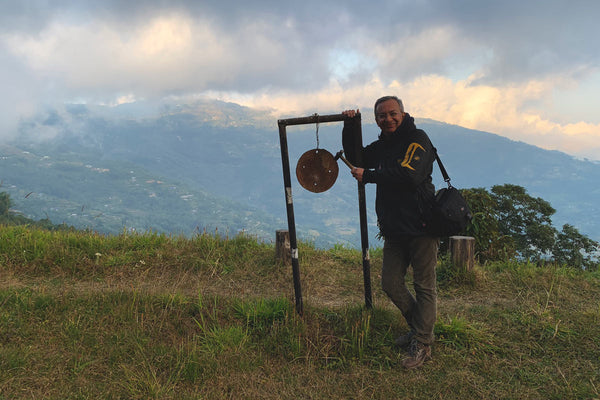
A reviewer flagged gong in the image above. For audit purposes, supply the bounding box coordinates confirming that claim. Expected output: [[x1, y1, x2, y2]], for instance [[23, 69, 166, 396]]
[[296, 148, 339, 193]]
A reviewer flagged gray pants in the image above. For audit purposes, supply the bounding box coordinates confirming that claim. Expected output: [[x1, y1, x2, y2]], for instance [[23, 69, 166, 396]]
[[381, 236, 439, 345]]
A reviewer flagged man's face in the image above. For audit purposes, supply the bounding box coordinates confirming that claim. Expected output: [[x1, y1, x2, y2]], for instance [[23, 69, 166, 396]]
[[375, 99, 404, 135]]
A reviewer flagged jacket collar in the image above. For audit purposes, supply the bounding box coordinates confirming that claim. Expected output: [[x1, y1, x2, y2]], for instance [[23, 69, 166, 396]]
[[379, 112, 416, 140]]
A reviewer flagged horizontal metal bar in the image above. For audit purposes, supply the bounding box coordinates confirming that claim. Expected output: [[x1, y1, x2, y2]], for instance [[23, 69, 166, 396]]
[[277, 113, 351, 127]]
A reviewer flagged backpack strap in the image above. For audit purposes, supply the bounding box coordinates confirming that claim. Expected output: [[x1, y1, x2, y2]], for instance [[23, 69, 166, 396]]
[[432, 147, 453, 188]]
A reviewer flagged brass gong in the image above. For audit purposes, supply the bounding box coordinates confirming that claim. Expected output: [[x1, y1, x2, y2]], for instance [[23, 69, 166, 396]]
[[296, 148, 339, 193]]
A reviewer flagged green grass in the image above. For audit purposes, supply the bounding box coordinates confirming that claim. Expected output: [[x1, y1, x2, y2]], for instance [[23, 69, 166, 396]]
[[0, 225, 599, 399]]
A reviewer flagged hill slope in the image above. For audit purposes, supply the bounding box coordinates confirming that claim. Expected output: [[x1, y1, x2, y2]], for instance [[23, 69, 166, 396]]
[[0, 226, 599, 399], [3, 100, 600, 247], [0, 143, 282, 238]]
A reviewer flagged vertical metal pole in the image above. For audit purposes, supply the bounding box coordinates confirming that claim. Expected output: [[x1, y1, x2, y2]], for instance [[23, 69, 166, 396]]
[[278, 122, 303, 315], [352, 114, 373, 309]]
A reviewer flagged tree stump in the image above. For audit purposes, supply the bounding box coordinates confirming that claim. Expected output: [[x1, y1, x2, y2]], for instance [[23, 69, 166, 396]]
[[275, 229, 291, 265], [449, 236, 475, 272]]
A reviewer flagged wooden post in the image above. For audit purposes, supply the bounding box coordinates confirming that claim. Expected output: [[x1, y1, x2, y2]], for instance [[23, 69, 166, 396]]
[[351, 113, 372, 309], [275, 229, 291, 265], [449, 236, 475, 272]]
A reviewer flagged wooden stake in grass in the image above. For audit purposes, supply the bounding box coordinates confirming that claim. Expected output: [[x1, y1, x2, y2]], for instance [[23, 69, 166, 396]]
[[275, 230, 291, 265], [449, 236, 475, 272]]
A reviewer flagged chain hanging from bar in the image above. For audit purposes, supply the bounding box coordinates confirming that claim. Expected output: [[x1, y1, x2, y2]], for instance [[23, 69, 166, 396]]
[[314, 113, 320, 149]]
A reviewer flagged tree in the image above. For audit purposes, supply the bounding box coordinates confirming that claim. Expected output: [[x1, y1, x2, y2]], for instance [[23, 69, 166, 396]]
[[0, 192, 70, 231], [553, 224, 599, 271], [0, 192, 12, 216], [461, 188, 516, 262], [453, 185, 599, 268], [491, 184, 557, 261]]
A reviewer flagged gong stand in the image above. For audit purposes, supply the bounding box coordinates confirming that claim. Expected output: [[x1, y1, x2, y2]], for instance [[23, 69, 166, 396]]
[[278, 113, 372, 315]]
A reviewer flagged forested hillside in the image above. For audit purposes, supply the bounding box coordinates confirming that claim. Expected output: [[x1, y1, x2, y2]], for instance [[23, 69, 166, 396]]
[[2, 100, 600, 248]]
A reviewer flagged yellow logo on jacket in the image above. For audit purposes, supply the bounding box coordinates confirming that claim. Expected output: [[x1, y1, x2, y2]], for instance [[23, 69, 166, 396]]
[[400, 142, 425, 171]]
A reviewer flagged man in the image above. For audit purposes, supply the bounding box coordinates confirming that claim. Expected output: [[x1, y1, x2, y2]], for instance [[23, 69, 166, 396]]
[[342, 96, 439, 369]]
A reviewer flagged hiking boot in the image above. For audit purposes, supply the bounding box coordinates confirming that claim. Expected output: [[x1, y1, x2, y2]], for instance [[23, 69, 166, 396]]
[[402, 338, 432, 369], [394, 330, 415, 348]]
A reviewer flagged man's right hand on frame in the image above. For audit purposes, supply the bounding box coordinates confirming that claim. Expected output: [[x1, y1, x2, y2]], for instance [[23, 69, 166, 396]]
[[342, 109, 359, 118]]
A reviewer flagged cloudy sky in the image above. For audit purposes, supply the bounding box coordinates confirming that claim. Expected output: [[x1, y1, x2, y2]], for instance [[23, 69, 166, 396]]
[[2, 0, 600, 160]]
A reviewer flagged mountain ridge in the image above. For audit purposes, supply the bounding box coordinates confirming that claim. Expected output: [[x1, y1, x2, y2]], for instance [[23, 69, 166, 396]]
[[2, 99, 599, 247]]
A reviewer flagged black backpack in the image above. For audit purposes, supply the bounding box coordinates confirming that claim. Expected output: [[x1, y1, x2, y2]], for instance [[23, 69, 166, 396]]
[[424, 147, 472, 236]]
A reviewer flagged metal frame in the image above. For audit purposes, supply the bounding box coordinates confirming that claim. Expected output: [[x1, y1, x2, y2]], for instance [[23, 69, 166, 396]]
[[277, 113, 372, 315]]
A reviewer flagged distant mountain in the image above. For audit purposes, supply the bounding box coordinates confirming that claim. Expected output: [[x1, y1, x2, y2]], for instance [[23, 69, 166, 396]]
[[419, 119, 600, 241], [2, 100, 599, 248], [0, 143, 284, 239]]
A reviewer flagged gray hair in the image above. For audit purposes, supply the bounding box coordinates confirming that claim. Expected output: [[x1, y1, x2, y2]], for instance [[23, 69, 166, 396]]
[[374, 96, 404, 116]]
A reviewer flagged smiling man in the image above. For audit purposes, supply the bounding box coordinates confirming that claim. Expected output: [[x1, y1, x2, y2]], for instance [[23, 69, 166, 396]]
[[342, 96, 440, 369]]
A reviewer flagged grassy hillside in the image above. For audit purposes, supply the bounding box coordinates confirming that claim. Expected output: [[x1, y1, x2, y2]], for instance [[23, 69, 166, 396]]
[[0, 225, 599, 399]]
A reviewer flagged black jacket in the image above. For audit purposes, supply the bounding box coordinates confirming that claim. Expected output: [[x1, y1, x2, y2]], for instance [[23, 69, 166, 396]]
[[343, 113, 435, 238]]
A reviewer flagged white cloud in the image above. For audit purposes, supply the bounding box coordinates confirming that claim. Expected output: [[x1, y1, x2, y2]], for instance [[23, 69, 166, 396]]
[[1, 1, 600, 160], [5, 15, 210, 94], [221, 73, 600, 160], [2, 12, 319, 99], [370, 25, 477, 81]]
